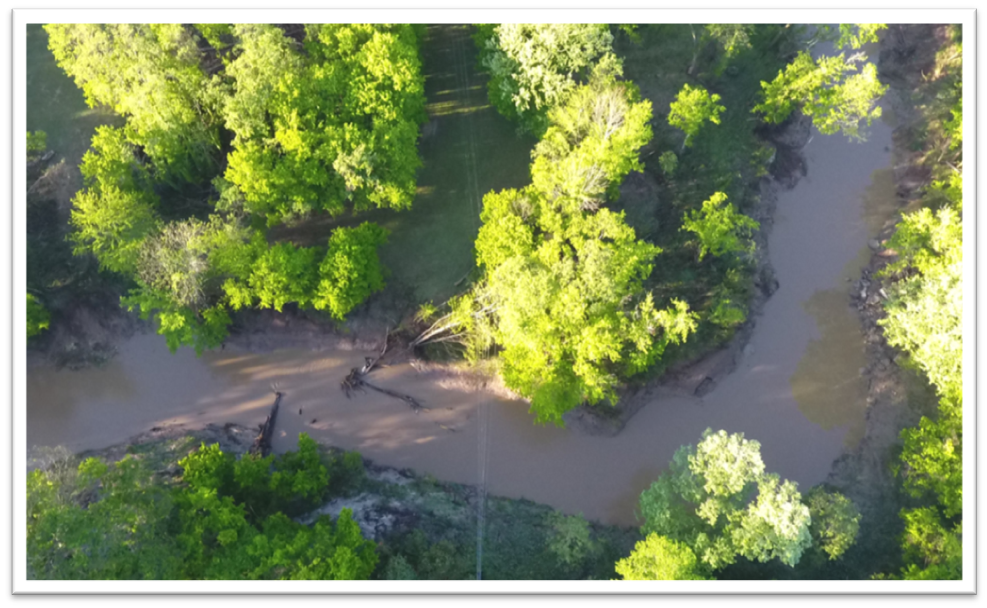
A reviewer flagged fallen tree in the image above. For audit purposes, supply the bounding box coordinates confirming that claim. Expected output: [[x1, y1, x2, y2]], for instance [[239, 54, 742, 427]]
[[341, 330, 427, 414], [251, 391, 282, 456]]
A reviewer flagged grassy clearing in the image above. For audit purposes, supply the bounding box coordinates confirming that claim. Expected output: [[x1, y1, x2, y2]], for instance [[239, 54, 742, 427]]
[[272, 25, 536, 313], [25, 25, 120, 175]]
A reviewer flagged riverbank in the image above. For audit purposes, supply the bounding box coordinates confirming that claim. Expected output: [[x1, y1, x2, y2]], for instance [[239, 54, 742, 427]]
[[59, 422, 638, 580], [812, 23, 958, 579]]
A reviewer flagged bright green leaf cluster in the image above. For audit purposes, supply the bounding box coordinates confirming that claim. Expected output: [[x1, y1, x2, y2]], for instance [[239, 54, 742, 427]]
[[26, 130, 47, 160], [836, 24, 887, 50], [681, 192, 759, 261], [312, 222, 389, 320], [668, 84, 725, 147], [26, 293, 50, 339], [45, 24, 221, 184], [223, 24, 426, 225], [638, 429, 822, 571], [804, 487, 861, 560], [477, 24, 617, 135], [465, 68, 697, 425], [616, 533, 710, 580], [754, 51, 888, 140], [27, 434, 377, 580], [545, 512, 594, 567], [70, 127, 160, 275]]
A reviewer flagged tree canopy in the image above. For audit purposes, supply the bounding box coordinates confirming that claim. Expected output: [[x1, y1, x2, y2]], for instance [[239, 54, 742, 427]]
[[638, 429, 824, 571], [680, 192, 759, 261], [48, 24, 420, 355], [754, 50, 887, 140], [668, 84, 725, 148], [26, 294, 50, 339], [223, 24, 427, 225], [424, 66, 696, 425], [69, 126, 160, 276], [476, 24, 618, 135], [26, 434, 377, 580], [45, 24, 222, 185], [616, 533, 710, 580]]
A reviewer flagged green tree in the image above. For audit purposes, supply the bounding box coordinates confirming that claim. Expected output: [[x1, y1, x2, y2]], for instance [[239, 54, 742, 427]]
[[705, 24, 753, 58], [27, 434, 377, 580], [667, 84, 725, 148], [638, 429, 817, 570], [79, 126, 153, 193], [900, 406, 962, 519], [312, 222, 389, 320], [26, 293, 50, 339], [223, 24, 426, 225], [245, 242, 318, 313], [26, 130, 47, 161], [125, 215, 262, 354], [897, 507, 962, 580], [836, 24, 887, 50], [476, 24, 617, 135], [454, 68, 696, 425], [753, 51, 888, 140], [123, 286, 232, 355], [545, 512, 594, 567], [681, 191, 759, 261], [804, 488, 861, 560], [69, 185, 159, 276], [616, 534, 710, 580], [44, 24, 221, 184], [27, 455, 181, 579], [69, 126, 161, 275], [658, 151, 678, 177]]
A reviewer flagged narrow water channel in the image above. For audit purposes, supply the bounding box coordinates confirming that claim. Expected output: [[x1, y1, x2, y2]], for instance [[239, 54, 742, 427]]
[[25, 29, 899, 528]]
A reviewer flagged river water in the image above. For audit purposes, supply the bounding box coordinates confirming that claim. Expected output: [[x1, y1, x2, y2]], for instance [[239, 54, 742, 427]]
[[25, 29, 899, 527]]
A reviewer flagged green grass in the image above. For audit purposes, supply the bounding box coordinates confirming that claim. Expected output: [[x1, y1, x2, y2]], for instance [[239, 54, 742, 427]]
[[25, 24, 120, 178], [272, 25, 536, 312]]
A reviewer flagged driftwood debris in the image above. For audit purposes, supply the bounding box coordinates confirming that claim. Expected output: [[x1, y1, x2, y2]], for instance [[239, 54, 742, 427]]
[[251, 391, 283, 457], [341, 330, 427, 414]]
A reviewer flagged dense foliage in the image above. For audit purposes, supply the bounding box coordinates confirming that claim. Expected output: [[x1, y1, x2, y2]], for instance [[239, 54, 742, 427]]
[[26, 434, 377, 580], [69, 126, 160, 275], [754, 49, 888, 140], [26, 294, 50, 339], [475, 24, 618, 135], [635, 429, 857, 572], [312, 222, 390, 320], [44, 24, 421, 354], [667, 84, 725, 148], [45, 24, 222, 185], [615, 534, 710, 580], [803, 487, 862, 561], [875, 29, 963, 579], [680, 192, 759, 261], [422, 64, 696, 425], [223, 24, 426, 225]]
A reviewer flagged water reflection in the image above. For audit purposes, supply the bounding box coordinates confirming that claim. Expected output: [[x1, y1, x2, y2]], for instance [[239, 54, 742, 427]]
[[790, 288, 869, 448]]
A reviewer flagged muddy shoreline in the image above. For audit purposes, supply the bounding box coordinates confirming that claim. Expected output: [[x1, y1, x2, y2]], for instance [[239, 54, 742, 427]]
[[817, 24, 952, 574]]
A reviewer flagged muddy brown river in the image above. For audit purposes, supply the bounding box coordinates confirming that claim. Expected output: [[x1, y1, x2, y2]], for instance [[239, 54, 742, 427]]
[[25, 32, 898, 527]]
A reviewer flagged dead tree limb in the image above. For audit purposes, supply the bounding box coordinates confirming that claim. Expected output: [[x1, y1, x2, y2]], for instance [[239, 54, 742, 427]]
[[251, 391, 282, 457], [340, 328, 429, 414]]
